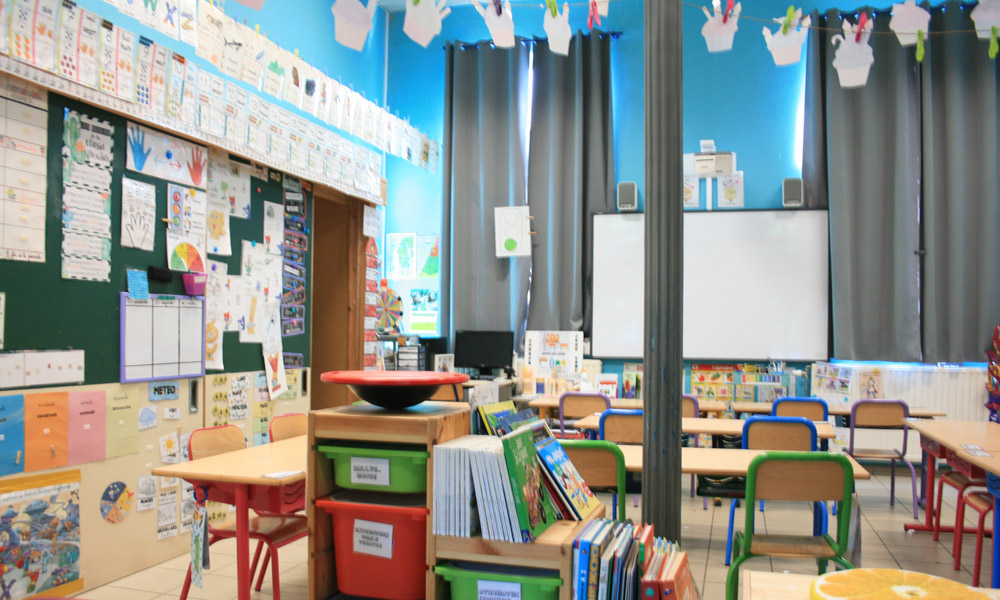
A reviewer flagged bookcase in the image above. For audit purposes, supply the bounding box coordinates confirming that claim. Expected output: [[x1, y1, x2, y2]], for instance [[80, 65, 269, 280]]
[[306, 401, 604, 600]]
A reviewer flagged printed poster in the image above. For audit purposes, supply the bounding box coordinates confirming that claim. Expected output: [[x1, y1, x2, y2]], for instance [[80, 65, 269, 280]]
[[0, 292, 4, 349], [263, 202, 283, 255], [523, 331, 584, 376], [136, 475, 157, 511], [106, 387, 140, 458], [0, 471, 82, 598], [62, 110, 115, 282], [416, 234, 440, 278], [165, 185, 208, 273], [717, 171, 745, 208], [262, 303, 287, 400], [179, 0, 198, 46], [24, 392, 69, 471], [207, 150, 252, 219], [683, 176, 699, 208], [858, 368, 884, 400], [126, 122, 208, 189], [121, 177, 157, 251], [0, 394, 25, 477], [66, 390, 106, 465], [386, 233, 416, 280]]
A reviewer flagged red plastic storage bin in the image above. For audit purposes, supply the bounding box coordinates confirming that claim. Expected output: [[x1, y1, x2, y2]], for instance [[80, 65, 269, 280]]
[[316, 491, 429, 600]]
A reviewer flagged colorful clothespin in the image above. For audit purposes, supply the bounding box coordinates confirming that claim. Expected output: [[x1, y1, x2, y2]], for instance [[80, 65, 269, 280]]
[[856, 12, 869, 42], [782, 5, 795, 34], [723, 0, 734, 23], [545, 0, 558, 17], [991, 26, 998, 59], [916, 29, 925, 62], [494, 0, 503, 16], [589, 0, 601, 28]]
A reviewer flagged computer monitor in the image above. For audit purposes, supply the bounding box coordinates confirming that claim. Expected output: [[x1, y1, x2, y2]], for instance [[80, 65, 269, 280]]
[[454, 330, 514, 374]]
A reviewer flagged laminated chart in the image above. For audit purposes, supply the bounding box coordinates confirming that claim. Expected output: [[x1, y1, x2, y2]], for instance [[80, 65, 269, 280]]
[[0, 75, 48, 262], [61, 109, 114, 281]]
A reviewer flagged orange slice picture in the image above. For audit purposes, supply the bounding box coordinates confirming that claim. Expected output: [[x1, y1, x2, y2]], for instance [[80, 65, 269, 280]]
[[811, 569, 993, 600]]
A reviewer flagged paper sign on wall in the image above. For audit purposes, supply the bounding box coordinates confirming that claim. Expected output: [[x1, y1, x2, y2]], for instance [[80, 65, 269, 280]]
[[494, 206, 531, 258], [106, 387, 140, 458], [24, 392, 69, 471], [0, 394, 25, 477], [136, 475, 157, 511], [121, 178, 157, 251], [67, 390, 106, 465], [717, 171, 744, 208]]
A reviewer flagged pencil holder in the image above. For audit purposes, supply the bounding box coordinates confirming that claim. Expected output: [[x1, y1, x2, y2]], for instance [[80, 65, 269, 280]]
[[182, 273, 207, 296]]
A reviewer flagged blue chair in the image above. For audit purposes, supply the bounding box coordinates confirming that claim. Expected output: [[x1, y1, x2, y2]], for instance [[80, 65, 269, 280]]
[[724, 416, 827, 565]]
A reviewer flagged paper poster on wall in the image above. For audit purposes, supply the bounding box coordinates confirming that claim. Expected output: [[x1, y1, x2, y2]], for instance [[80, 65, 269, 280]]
[[0, 292, 4, 349], [262, 303, 288, 399], [416, 234, 440, 278], [136, 475, 157, 511], [100, 480, 133, 524], [179, 0, 198, 46], [105, 386, 140, 458], [121, 177, 157, 251], [67, 390, 106, 465], [206, 201, 232, 256], [138, 405, 158, 430], [207, 150, 252, 218], [196, 0, 224, 68], [683, 176, 700, 208], [166, 185, 208, 272], [858, 368, 884, 399], [62, 109, 114, 282], [0, 394, 25, 477], [126, 122, 208, 188], [717, 171, 744, 208], [263, 202, 284, 255], [157, 497, 178, 539], [0, 471, 82, 598], [24, 392, 69, 472], [386, 233, 416, 280], [205, 318, 223, 370], [523, 331, 584, 376]]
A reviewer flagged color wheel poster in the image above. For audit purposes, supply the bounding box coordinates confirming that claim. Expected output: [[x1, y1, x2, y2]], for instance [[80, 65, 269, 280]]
[[166, 184, 208, 273]]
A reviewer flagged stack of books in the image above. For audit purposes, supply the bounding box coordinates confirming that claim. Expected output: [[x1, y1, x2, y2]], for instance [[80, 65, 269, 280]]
[[572, 520, 696, 600], [432, 421, 601, 543]]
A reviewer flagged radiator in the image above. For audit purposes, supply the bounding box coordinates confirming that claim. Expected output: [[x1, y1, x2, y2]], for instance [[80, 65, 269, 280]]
[[817, 365, 988, 461]]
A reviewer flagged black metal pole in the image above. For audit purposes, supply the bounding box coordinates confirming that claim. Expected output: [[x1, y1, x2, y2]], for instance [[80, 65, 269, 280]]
[[643, 0, 684, 541]]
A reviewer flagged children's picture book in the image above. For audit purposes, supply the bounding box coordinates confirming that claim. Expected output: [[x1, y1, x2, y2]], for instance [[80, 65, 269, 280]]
[[495, 409, 538, 437], [477, 400, 515, 436], [597, 373, 619, 399], [622, 363, 643, 400], [501, 425, 556, 542], [532, 421, 601, 520]]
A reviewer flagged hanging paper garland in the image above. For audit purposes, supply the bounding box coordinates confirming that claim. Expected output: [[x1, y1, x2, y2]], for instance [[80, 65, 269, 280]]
[[972, 0, 1000, 39], [475, 0, 515, 48], [543, 0, 572, 56], [330, 0, 378, 51], [762, 5, 811, 66], [831, 12, 874, 88], [702, 0, 741, 53], [403, 0, 451, 48], [889, 0, 931, 59]]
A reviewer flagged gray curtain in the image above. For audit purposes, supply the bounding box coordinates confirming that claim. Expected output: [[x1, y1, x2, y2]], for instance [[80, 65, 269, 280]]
[[526, 32, 616, 334], [803, 9, 923, 361], [920, 4, 1000, 362], [442, 42, 532, 343]]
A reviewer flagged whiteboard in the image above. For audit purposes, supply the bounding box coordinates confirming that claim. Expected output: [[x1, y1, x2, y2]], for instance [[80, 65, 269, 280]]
[[591, 211, 829, 361], [592, 213, 645, 357]]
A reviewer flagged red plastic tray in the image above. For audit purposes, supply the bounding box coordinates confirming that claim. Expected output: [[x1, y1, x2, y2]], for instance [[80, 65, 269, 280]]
[[320, 370, 469, 408]]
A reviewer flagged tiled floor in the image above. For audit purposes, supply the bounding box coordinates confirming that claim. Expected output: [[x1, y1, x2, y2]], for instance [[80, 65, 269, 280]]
[[80, 465, 993, 600]]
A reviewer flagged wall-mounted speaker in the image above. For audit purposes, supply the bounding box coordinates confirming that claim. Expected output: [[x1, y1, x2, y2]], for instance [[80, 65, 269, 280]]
[[782, 177, 803, 208], [617, 181, 638, 212]]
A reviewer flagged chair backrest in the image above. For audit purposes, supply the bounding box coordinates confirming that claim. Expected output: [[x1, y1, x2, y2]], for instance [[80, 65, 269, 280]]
[[559, 392, 611, 437], [772, 396, 828, 421], [681, 394, 700, 418], [188, 424, 246, 460], [559, 440, 626, 520], [743, 451, 854, 558], [598, 409, 643, 445], [849, 399, 911, 454], [742, 416, 817, 451], [270, 412, 308, 442]]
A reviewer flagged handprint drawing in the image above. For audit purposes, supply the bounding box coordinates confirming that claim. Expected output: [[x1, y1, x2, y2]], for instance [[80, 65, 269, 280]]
[[331, 0, 378, 51], [187, 147, 206, 186], [403, 0, 451, 48], [543, 2, 572, 56], [127, 125, 151, 172], [473, 0, 514, 48]]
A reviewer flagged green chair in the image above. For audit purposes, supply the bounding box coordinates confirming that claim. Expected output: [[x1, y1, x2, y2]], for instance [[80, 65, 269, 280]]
[[726, 451, 855, 600], [559, 440, 627, 520]]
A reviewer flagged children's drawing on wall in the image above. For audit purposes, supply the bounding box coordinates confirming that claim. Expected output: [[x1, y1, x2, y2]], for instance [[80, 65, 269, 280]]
[[473, 0, 514, 48], [408, 288, 438, 334], [416, 235, 440, 279], [859, 369, 883, 399], [542, 1, 572, 55], [386, 233, 416, 280], [99, 481, 132, 524], [0, 471, 82, 599]]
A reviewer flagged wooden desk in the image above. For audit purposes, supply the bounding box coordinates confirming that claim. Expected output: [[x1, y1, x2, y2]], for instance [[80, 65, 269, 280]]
[[573, 415, 837, 440], [616, 446, 871, 479], [523, 396, 727, 419], [742, 570, 1000, 599], [730, 401, 946, 418], [152, 436, 306, 600]]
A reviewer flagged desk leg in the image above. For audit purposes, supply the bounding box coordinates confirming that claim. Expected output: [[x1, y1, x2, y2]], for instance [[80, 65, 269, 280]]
[[904, 451, 936, 533], [993, 495, 999, 588], [236, 484, 250, 600]]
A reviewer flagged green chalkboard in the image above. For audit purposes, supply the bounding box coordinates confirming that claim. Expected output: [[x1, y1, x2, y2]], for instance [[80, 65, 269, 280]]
[[0, 92, 311, 385]]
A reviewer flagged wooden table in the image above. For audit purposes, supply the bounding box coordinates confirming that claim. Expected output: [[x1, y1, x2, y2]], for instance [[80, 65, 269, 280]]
[[730, 401, 946, 418], [909, 422, 1000, 587], [523, 396, 727, 419], [152, 436, 306, 600], [573, 415, 837, 440], [742, 570, 1000, 599], [617, 446, 871, 479]]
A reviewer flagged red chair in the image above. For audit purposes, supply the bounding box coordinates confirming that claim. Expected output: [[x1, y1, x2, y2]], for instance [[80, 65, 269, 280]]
[[953, 489, 994, 586], [179, 425, 308, 600], [933, 450, 986, 541]]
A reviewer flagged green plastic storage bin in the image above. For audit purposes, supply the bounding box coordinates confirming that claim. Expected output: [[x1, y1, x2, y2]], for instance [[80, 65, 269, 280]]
[[318, 442, 429, 493], [435, 561, 562, 600]]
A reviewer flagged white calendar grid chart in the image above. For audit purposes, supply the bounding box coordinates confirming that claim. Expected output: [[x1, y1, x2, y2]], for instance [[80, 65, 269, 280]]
[[121, 293, 205, 382], [0, 73, 48, 263]]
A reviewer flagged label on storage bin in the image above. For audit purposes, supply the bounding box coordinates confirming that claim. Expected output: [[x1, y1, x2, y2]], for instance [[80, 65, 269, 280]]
[[353, 519, 393, 558], [477, 580, 522, 600], [350, 457, 391, 486]]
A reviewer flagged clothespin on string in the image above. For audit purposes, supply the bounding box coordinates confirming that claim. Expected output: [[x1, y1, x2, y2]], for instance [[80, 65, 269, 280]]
[[545, 0, 558, 17], [494, 0, 503, 16], [589, 0, 601, 28], [782, 5, 795, 34], [722, 0, 734, 23], [990, 26, 998, 60], [855, 12, 868, 42], [916, 29, 925, 62]]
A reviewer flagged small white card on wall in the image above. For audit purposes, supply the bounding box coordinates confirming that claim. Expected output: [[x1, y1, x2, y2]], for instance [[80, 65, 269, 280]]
[[0, 292, 5, 350], [494, 206, 531, 258], [717, 171, 745, 208]]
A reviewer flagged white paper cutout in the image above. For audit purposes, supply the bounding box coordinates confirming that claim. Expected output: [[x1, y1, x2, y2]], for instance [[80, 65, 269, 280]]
[[544, 2, 572, 56], [972, 0, 1000, 39], [331, 0, 378, 51], [474, 0, 515, 48], [889, 0, 931, 46], [762, 9, 811, 66], [701, 0, 741, 53], [403, 0, 451, 48], [832, 16, 874, 88], [597, 0, 609, 17]]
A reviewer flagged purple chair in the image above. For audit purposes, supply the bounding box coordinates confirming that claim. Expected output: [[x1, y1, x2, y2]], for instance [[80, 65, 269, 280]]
[[558, 391, 611, 438], [844, 399, 919, 518], [682, 394, 708, 509]]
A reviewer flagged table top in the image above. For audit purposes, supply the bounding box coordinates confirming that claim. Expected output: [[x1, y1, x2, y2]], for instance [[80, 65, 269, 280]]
[[730, 401, 946, 418], [906, 420, 1000, 452], [742, 570, 1000, 599], [572, 415, 836, 439], [151, 436, 306, 486], [521, 396, 728, 414], [617, 446, 870, 479]]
